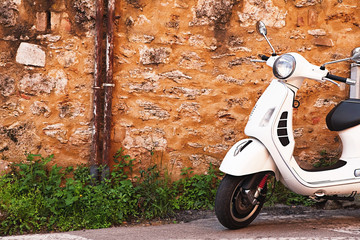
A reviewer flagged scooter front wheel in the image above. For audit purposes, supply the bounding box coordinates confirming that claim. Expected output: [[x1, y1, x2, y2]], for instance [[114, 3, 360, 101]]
[[215, 174, 267, 229]]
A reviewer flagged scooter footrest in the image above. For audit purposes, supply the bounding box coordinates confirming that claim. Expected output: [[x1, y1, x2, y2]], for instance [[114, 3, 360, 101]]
[[317, 195, 354, 202]]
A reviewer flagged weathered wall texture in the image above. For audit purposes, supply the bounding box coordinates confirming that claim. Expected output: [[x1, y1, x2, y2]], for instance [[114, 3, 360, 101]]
[[1, 0, 359, 176], [112, 0, 359, 175], [0, 0, 95, 171]]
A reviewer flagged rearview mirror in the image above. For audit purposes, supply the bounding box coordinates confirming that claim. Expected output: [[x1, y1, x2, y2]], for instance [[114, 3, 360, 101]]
[[351, 47, 360, 62], [256, 21, 267, 36], [255, 21, 276, 55]]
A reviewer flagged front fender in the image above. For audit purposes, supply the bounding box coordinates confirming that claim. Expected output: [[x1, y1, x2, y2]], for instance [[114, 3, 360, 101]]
[[219, 138, 279, 179]]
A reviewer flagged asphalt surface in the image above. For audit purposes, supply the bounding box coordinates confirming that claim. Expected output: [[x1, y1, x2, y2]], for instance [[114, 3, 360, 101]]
[[2, 206, 360, 240]]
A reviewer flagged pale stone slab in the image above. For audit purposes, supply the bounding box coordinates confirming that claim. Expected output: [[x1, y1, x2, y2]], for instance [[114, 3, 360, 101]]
[[16, 42, 46, 67]]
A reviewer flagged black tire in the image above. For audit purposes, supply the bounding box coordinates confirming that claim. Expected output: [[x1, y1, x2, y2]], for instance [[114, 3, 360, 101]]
[[215, 174, 267, 229]]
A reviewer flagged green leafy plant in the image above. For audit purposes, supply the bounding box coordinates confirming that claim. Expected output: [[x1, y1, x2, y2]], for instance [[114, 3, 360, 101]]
[[135, 165, 174, 219], [172, 164, 222, 210], [0, 149, 315, 236], [0, 152, 138, 235], [111, 149, 135, 182], [265, 180, 314, 207], [0, 150, 222, 236], [313, 150, 337, 168]]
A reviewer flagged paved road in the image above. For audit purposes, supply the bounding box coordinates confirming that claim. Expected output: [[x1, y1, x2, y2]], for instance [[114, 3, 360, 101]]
[[2, 207, 360, 240]]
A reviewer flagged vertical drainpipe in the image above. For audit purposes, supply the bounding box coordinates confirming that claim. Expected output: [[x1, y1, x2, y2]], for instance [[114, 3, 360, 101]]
[[90, 0, 104, 179], [101, 0, 116, 179], [350, 62, 360, 99], [349, 47, 360, 99]]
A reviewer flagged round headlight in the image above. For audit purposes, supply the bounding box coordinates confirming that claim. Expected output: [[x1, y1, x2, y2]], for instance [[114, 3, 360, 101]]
[[273, 54, 296, 79]]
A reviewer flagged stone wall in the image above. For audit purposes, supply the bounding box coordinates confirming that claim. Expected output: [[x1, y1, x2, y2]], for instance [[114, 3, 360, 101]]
[[0, 0, 95, 171], [0, 0, 359, 176]]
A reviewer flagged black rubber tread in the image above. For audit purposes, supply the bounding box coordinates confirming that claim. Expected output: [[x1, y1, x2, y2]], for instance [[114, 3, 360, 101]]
[[215, 174, 266, 229]]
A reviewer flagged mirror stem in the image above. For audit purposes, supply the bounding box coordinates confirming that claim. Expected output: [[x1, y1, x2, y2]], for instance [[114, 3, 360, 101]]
[[263, 34, 276, 55], [320, 57, 352, 70], [324, 57, 352, 65]]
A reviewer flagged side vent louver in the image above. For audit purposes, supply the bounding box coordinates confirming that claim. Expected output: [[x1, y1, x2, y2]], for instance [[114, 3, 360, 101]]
[[277, 112, 289, 146]]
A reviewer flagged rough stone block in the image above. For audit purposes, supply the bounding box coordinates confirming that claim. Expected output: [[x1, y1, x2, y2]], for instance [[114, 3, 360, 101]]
[[129, 34, 155, 43], [227, 35, 244, 51], [175, 0, 189, 9], [189, 154, 219, 167], [297, 16, 305, 27], [139, 46, 171, 65], [190, 0, 237, 27], [57, 50, 78, 68], [308, 29, 326, 36], [160, 70, 192, 83], [69, 128, 91, 146], [0, 75, 15, 97], [36, 12, 48, 32], [58, 101, 85, 119], [163, 87, 209, 100], [0, 122, 40, 161], [47, 69, 68, 94], [128, 81, 157, 93], [73, 0, 96, 24], [43, 123, 68, 144], [237, 0, 287, 28], [216, 74, 244, 85], [122, 127, 167, 151], [313, 37, 334, 47], [0, 1, 19, 27], [61, 18, 72, 32], [30, 101, 51, 118], [178, 52, 206, 69], [228, 57, 247, 68], [51, 12, 61, 31], [0, 160, 10, 174], [36, 34, 61, 43], [16, 43, 46, 67], [204, 144, 228, 154], [19, 73, 52, 95], [295, 0, 321, 7], [137, 101, 170, 120], [189, 34, 217, 50], [52, 0, 66, 11], [18, 70, 67, 96], [177, 102, 201, 122], [113, 125, 126, 143], [290, 30, 306, 39], [308, 8, 318, 27]]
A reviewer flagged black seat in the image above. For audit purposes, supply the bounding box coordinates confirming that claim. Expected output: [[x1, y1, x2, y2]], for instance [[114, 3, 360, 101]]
[[326, 99, 360, 131]]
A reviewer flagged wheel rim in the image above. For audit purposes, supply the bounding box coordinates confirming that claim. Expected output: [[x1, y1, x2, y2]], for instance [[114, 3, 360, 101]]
[[230, 181, 259, 222]]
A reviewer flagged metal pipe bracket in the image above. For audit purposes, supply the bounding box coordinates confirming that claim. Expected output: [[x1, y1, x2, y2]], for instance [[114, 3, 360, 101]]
[[350, 63, 360, 99], [102, 83, 115, 87]]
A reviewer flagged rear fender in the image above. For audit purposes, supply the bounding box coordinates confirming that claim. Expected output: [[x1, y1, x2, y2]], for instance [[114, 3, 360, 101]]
[[219, 138, 279, 179]]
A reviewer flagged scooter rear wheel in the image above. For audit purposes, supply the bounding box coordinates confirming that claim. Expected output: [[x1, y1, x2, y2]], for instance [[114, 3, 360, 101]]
[[215, 174, 267, 229]]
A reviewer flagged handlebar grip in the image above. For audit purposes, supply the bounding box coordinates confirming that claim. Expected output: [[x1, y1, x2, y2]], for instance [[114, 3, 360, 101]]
[[260, 55, 270, 61], [326, 73, 347, 83]]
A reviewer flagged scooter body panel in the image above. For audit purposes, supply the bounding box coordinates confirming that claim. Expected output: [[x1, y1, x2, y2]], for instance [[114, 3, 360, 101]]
[[219, 138, 279, 178], [215, 21, 360, 230], [241, 79, 360, 196], [243, 80, 297, 180], [339, 124, 360, 160]]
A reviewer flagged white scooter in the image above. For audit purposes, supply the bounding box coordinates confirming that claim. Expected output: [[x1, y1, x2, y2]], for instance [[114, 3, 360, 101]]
[[215, 21, 360, 229]]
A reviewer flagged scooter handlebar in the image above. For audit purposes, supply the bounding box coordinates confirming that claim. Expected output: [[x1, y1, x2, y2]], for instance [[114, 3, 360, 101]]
[[326, 73, 356, 85]]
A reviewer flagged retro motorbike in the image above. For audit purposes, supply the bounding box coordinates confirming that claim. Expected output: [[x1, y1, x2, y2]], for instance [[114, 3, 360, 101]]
[[214, 21, 360, 229]]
